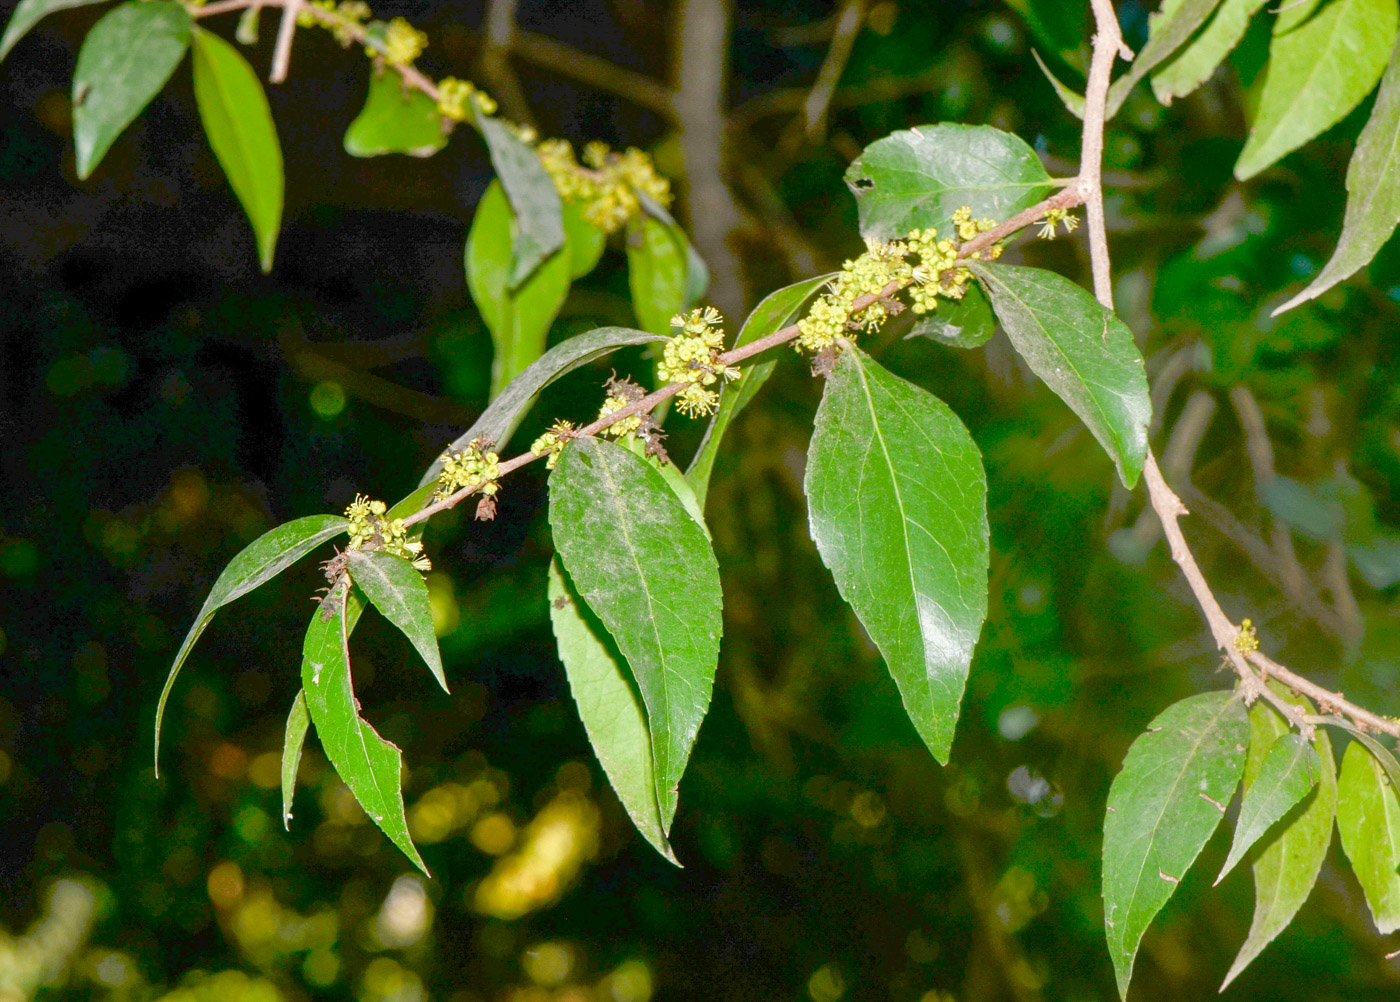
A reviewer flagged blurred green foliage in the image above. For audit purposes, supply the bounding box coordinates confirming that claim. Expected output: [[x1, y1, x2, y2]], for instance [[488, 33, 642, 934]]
[[4, 1, 1400, 1000]]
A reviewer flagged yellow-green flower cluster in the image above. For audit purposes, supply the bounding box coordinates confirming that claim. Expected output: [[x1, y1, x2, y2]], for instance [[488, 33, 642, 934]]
[[953, 205, 996, 241], [535, 139, 672, 234], [1037, 207, 1079, 240], [905, 226, 961, 313], [795, 238, 915, 352], [657, 307, 739, 417], [436, 438, 500, 500], [381, 16, 427, 66], [437, 77, 497, 121], [530, 420, 575, 470], [598, 394, 643, 438], [344, 495, 430, 570], [297, 0, 370, 46]]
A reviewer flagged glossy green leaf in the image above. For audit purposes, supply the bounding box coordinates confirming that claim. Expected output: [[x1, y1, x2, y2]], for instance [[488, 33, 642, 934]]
[[636, 191, 708, 307], [844, 124, 1054, 240], [1276, 39, 1400, 312], [1223, 690, 1336, 989], [969, 261, 1151, 488], [419, 325, 665, 488], [548, 437, 722, 829], [344, 68, 445, 158], [1104, 0, 1224, 117], [1337, 739, 1400, 933], [562, 199, 606, 280], [907, 281, 997, 348], [155, 514, 349, 773], [466, 179, 573, 398], [1216, 733, 1319, 882], [1, 0, 109, 62], [1153, 0, 1269, 103], [1032, 50, 1086, 117], [1326, 717, 1400, 793], [191, 26, 284, 272], [1234, 0, 1397, 180], [476, 114, 565, 287], [1102, 691, 1248, 999], [300, 587, 428, 875], [547, 559, 678, 863], [281, 689, 310, 829], [626, 214, 687, 336], [805, 348, 989, 763], [346, 548, 446, 693], [685, 273, 836, 508], [72, 1, 189, 179]]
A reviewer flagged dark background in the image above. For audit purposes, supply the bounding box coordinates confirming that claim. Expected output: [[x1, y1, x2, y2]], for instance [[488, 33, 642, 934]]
[[4, 1, 1400, 999]]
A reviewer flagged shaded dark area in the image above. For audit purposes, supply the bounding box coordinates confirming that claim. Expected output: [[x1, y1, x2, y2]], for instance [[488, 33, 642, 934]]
[[4, 1, 1400, 1000]]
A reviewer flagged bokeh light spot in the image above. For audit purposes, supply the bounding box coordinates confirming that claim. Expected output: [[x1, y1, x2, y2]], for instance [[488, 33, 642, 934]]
[[309, 380, 347, 418]]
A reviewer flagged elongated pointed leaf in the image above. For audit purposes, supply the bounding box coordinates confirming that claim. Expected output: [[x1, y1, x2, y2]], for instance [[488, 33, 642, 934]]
[[1102, 691, 1248, 999], [1153, 0, 1269, 103], [1103, 0, 1224, 118], [191, 26, 284, 272], [1235, 0, 1397, 180], [1223, 690, 1336, 989], [1337, 739, 1400, 932], [344, 69, 446, 158], [300, 587, 428, 875], [1276, 40, 1400, 313], [805, 349, 989, 763], [562, 199, 606, 280], [844, 124, 1054, 240], [72, 0, 190, 179], [626, 214, 687, 336], [1327, 717, 1400, 792], [346, 548, 446, 693], [281, 689, 310, 829], [636, 191, 708, 307], [549, 437, 722, 829], [1, 0, 109, 62], [908, 281, 996, 348], [548, 559, 678, 863], [418, 325, 665, 489], [477, 114, 565, 286], [1216, 732, 1318, 882], [969, 261, 1151, 488], [1032, 50, 1086, 117], [155, 514, 349, 773], [467, 179, 573, 398], [685, 273, 836, 507]]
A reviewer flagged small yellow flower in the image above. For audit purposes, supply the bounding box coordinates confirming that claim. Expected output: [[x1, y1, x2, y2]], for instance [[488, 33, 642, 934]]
[[381, 17, 427, 66]]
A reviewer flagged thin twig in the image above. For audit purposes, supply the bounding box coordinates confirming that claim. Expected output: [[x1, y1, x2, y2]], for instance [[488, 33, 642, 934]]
[[269, 0, 302, 83], [1078, 0, 1128, 307], [512, 30, 673, 116], [802, 0, 865, 139], [480, 0, 534, 126]]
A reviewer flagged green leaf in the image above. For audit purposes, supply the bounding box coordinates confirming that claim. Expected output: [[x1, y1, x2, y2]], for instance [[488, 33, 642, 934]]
[[804, 348, 989, 763], [1275, 39, 1400, 312], [1104, 0, 1225, 117], [191, 26, 284, 272], [636, 191, 708, 308], [1, 0, 109, 62], [1325, 717, 1400, 793], [844, 124, 1055, 240], [685, 273, 836, 508], [1102, 690, 1248, 999], [1337, 739, 1400, 933], [1153, 0, 1270, 103], [155, 514, 349, 773], [300, 587, 428, 875], [1032, 50, 1086, 117], [1223, 691, 1336, 989], [547, 559, 678, 863], [548, 436, 722, 829], [476, 114, 565, 287], [1234, 0, 1398, 180], [466, 179, 573, 398], [344, 68, 446, 158], [1216, 732, 1319, 883], [281, 689, 310, 829], [968, 261, 1151, 488], [626, 214, 688, 336], [562, 199, 606, 280], [71, 1, 189, 179], [418, 325, 665, 488], [907, 281, 997, 348], [345, 548, 446, 694]]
